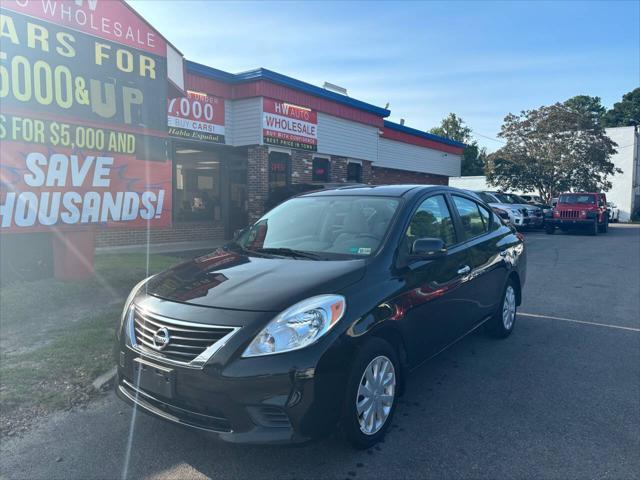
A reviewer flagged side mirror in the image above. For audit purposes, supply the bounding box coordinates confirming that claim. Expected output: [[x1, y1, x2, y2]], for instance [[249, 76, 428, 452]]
[[233, 227, 247, 241], [410, 238, 447, 260]]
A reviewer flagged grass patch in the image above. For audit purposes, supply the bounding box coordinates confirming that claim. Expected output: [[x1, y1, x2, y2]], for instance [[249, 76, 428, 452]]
[[0, 253, 182, 328], [0, 308, 119, 410], [0, 251, 188, 435]]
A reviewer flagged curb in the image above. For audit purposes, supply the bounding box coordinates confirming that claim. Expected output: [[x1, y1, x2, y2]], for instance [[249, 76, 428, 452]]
[[92, 366, 117, 391]]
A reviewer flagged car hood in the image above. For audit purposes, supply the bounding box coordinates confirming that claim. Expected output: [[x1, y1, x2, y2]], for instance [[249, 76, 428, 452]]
[[144, 248, 366, 312]]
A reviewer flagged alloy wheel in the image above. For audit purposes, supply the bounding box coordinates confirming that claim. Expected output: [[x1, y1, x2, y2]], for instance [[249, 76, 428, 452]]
[[502, 285, 516, 330], [356, 355, 396, 435]]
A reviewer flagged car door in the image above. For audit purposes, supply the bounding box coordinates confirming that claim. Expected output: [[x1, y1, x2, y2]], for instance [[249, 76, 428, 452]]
[[394, 193, 475, 365], [450, 194, 510, 326]]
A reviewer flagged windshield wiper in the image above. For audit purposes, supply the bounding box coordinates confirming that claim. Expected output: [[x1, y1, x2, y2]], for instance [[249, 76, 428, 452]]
[[254, 247, 322, 260]]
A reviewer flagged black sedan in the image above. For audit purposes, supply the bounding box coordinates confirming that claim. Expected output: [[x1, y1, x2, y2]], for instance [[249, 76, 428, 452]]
[[115, 185, 526, 448]]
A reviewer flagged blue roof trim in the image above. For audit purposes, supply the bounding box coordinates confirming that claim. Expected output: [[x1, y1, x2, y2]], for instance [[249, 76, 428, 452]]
[[383, 121, 467, 148], [185, 60, 390, 118]]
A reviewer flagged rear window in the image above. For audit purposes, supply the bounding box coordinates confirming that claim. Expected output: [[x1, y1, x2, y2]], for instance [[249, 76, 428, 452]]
[[559, 194, 596, 204]]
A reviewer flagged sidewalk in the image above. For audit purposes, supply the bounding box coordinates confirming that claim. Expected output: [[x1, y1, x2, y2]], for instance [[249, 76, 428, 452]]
[[95, 239, 227, 255]]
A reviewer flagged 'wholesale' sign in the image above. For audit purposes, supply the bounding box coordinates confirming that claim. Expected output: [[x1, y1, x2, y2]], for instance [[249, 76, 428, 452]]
[[0, 0, 172, 232], [167, 91, 225, 143], [262, 98, 317, 151]]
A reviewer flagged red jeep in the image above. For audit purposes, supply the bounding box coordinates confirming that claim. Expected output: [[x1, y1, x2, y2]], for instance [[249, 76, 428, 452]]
[[545, 192, 609, 235]]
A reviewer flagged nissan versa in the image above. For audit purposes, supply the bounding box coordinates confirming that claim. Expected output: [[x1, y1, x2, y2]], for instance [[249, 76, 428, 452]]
[[115, 185, 526, 448]]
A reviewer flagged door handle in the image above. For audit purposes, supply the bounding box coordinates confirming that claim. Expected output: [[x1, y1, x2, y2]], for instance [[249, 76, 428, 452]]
[[457, 265, 471, 275]]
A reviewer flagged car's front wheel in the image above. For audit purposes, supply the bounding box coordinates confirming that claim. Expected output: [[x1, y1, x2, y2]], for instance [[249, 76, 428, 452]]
[[342, 338, 399, 449]]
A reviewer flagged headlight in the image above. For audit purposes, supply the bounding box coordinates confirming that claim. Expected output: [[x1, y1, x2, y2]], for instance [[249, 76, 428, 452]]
[[117, 276, 153, 339], [242, 295, 346, 357]]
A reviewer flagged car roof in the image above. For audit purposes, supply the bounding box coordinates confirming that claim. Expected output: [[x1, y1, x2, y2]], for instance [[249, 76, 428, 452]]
[[300, 184, 452, 198]]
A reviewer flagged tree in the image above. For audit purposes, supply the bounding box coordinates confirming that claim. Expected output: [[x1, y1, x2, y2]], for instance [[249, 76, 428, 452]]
[[563, 95, 606, 129], [429, 113, 472, 143], [461, 142, 487, 176], [602, 88, 640, 127], [430, 113, 486, 176], [486, 103, 620, 203]]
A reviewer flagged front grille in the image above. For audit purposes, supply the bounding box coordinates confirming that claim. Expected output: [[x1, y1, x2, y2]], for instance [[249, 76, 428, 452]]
[[131, 308, 236, 365], [560, 210, 579, 219], [120, 379, 232, 432]]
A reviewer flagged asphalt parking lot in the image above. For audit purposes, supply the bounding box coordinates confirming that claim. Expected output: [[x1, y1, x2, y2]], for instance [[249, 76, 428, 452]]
[[1, 225, 639, 480]]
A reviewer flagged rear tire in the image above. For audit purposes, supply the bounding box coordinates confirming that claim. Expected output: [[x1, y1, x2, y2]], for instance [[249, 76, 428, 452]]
[[341, 337, 399, 449], [488, 280, 517, 338]]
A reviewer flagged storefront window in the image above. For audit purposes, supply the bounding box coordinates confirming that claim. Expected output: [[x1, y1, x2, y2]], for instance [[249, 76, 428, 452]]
[[347, 161, 362, 182], [268, 151, 290, 191], [174, 147, 221, 222], [312, 157, 330, 182]]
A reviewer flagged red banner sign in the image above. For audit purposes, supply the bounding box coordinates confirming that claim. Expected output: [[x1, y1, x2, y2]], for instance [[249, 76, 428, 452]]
[[0, 1, 171, 233], [168, 91, 225, 143], [263, 98, 317, 151]]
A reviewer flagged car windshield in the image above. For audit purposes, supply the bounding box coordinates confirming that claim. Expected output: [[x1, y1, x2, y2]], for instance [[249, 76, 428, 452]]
[[235, 196, 400, 259], [476, 192, 498, 204], [493, 193, 522, 204], [559, 194, 596, 204]]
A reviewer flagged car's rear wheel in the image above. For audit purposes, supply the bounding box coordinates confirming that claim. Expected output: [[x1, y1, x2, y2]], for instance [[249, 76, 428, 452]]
[[488, 280, 517, 338], [341, 337, 399, 449]]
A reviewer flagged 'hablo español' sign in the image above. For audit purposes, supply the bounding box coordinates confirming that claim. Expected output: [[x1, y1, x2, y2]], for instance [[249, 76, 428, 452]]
[[0, 0, 172, 233]]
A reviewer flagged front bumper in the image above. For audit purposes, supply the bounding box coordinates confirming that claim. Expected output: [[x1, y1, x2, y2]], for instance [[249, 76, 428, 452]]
[[115, 296, 351, 444], [546, 218, 594, 228], [509, 214, 530, 227]]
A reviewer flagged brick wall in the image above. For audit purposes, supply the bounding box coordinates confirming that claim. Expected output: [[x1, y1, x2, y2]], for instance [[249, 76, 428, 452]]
[[330, 156, 349, 183], [362, 160, 373, 184], [291, 150, 313, 183], [95, 222, 225, 247], [247, 145, 269, 222], [372, 166, 449, 185]]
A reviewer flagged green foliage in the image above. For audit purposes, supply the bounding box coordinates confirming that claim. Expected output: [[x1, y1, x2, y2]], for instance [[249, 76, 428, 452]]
[[602, 88, 640, 127], [429, 113, 472, 143], [563, 95, 606, 128], [430, 113, 486, 176], [462, 142, 487, 176], [486, 103, 620, 203]]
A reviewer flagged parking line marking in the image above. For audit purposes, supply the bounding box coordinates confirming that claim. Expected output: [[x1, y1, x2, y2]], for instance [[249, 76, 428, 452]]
[[519, 312, 640, 332]]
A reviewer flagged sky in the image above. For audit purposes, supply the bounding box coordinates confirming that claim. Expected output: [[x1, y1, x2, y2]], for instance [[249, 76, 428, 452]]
[[129, 0, 639, 151]]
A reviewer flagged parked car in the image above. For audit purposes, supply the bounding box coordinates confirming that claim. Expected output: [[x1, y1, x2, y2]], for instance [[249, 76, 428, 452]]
[[473, 191, 530, 229], [115, 185, 526, 448], [545, 192, 609, 235], [490, 192, 544, 229], [607, 202, 620, 223]]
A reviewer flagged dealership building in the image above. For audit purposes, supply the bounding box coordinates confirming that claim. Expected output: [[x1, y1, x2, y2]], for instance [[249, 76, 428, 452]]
[[103, 61, 466, 247], [0, 0, 464, 270]]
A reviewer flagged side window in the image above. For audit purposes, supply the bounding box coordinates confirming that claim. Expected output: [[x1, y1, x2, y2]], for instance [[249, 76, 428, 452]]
[[404, 195, 457, 252], [452, 196, 488, 239], [478, 204, 500, 232]]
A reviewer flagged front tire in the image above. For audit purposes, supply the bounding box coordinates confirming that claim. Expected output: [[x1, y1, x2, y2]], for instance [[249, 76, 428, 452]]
[[488, 281, 517, 338], [589, 219, 598, 236], [341, 338, 399, 449]]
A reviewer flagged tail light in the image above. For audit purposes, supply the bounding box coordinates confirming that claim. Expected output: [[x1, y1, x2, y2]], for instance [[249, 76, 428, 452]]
[[516, 232, 525, 242]]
